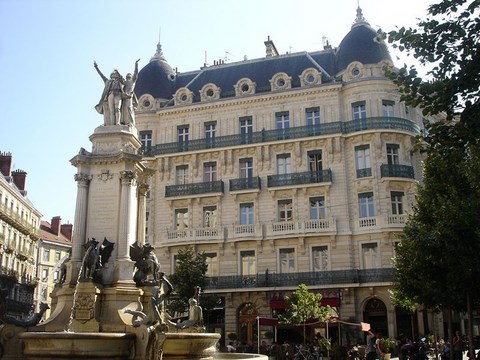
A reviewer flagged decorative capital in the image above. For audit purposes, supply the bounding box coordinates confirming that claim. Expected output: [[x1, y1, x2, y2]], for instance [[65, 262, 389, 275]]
[[74, 173, 92, 185], [120, 170, 137, 185], [138, 183, 150, 196]]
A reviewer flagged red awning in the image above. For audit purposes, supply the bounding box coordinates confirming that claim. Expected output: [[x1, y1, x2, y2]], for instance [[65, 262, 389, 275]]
[[258, 317, 279, 326]]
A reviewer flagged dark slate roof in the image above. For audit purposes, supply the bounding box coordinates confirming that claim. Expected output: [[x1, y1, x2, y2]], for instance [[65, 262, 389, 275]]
[[335, 22, 391, 72], [135, 8, 391, 106]]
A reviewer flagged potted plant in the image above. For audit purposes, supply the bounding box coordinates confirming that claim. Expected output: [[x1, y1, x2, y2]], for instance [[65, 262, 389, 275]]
[[379, 338, 397, 360]]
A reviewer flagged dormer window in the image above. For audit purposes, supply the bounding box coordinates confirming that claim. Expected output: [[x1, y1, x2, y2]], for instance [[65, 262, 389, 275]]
[[234, 78, 256, 96], [200, 83, 221, 101], [174, 87, 193, 105], [270, 72, 292, 91], [300, 68, 321, 87]]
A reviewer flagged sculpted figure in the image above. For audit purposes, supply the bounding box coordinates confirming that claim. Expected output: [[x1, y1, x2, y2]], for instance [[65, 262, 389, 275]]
[[3, 303, 50, 327], [175, 297, 203, 330], [130, 242, 162, 285], [121, 59, 140, 125], [94, 61, 124, 125], [81, 238, 100, 280]]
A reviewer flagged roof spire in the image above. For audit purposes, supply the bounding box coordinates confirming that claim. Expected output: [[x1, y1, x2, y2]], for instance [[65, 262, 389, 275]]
[[352, 2, 369, 28], [150, 27, 167, 62]]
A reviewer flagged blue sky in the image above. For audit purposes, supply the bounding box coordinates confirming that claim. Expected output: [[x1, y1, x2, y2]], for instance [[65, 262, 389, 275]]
[[0, 0, 432, 225]]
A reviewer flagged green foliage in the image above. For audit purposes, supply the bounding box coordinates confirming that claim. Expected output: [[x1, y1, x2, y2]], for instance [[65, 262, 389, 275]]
[[386, 0, 480, 314], [279, 284, 331, 326], [380, 338, 398, 353], [168, 246, 208, 307]]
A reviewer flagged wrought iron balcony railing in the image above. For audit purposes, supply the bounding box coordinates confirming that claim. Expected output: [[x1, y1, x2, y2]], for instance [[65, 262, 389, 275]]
[[267, 169, 332, 187], [142, 117, 421, 156], [165, 180, 224, 197], [229, 176, 261, 191], [380, 164, 415, 179], [204, 268, 393, 290]]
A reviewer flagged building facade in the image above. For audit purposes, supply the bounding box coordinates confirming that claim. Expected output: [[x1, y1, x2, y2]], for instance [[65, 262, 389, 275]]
[[134, 8, 439, 345], [0, 152, 41, 319], [35, 216, 72, 319]]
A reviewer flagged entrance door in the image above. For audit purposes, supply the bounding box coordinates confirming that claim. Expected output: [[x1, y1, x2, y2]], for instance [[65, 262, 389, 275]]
[[363, 298, 388, 336], [238, 303, 258, 346]]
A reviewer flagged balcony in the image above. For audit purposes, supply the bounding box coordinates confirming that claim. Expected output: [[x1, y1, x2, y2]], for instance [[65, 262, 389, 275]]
[[267, 170, 332, 188], [0, 202, 39, 237], [266, 219, 336, 238], [204, 268, 393, 290], [381, 164, 415, 179], [165, 180, 224, 197], [228, 223, 263, 240], [229, 177, 261, 192], [142, 117, 421, 156], [357, 214, 408, 230], [166, 226, 226, 243]]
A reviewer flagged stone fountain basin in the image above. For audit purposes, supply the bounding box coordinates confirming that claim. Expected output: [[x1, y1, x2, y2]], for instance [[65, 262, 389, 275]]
[[20, 332, 135, 359], [161, 332, 221, 359]]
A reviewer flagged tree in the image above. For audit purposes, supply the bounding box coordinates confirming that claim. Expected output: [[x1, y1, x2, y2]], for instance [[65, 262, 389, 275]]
[[386, 1, 480, 355], [279, 284, 331, 348], [168, 246, 208, 314]]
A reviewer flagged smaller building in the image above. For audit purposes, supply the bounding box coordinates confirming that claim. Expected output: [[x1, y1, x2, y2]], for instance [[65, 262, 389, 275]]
[[36, 216, 72, 318], [0, 151, 42, 319]]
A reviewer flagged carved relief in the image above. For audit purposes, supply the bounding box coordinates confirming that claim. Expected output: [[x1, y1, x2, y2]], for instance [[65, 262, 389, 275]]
[[97, 170, 114, 182]]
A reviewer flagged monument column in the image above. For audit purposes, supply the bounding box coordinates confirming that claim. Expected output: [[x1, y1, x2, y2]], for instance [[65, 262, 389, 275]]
[[71, 173, 91, 261], [118, 170, 137, 261], [136, 183, 149, 246]]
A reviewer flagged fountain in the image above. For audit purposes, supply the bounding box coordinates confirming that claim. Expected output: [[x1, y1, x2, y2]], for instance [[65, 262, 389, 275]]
[[0, 62, 266, 360]]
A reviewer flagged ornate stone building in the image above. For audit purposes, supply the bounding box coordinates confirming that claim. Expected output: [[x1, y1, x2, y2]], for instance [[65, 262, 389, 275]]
[[134, 8, 439, 345], [0, 152, 41, 319], [35, 216, 72, 319]]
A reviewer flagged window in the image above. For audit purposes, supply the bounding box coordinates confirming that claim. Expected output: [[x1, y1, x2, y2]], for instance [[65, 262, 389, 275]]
[[240, 250, 256, 276], [203, 162, 217, 182], [240, 116, 253, 144], [362, 243, 378, 269], [278, 199, 293, 222], [306, 107, 320, 126], [310, 197, 326, 220], [358, 192, 375, 217], [205, 253, 219, 276], [240, 158, 253, 179], [240, 203, 254, 225], [176, 165, 189, 185], [276, 111, 290, 139], [43, 249, 50, 262], [55, 251, 61, 262], [280, 248, 295, 273], [205, 122, 216, 148], [386, 144, 400, 165], [53, 271, 59, 282], [312, 246, 328, 271], [391, 191, 404, 215], [352, 101, 367, 130], [276, 154, 291, 175], [42, 268, 49, 281], [140, 131, 152, 149], [175, 208, 189, 230], [355, 145, 371, 177], [382, 100, 395, 117], [203, 206, 217, 228], [177, 125, 189, 151], [308, 150, 322, 173]]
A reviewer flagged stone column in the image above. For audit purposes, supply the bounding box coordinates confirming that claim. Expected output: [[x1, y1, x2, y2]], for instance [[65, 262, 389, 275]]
[[118, 170, 137, 260], [71, 173, 91, 261], [136, 183, 149, 246]]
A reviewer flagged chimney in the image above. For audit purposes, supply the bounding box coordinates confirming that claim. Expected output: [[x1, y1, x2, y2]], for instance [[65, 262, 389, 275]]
[[51, 216, 61, 236], [12, 169, 27, 191], [61, 223, 73, 241], [0, 152, 12, 176]]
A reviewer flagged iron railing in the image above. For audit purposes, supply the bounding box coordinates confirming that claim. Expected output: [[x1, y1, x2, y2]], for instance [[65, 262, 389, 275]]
[[142, 117, 421, 157], [165, 180, 224, 197], [380, 164, 415, 179], [267, 169, 332, 187], [229, 177, 261, 191], [204, 268, 393, 289]]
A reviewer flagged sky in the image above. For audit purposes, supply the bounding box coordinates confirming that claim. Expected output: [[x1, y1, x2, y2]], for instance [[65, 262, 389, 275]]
[[0, 0, 433, 226]]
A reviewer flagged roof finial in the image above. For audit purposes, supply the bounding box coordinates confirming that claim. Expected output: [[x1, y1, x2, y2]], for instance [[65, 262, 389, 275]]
[[151, 27, 167, 62], [352, 1, 369, 28]]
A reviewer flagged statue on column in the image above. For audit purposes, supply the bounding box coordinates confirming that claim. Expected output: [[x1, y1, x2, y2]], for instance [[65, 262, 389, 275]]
[[94, 61, 124, 126], [121, 59, 140, 125]]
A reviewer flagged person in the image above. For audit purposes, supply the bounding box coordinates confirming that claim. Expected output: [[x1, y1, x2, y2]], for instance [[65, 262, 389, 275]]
[[366, 330, 377, 360], [121, 59, 140, 125], [94, 61, 124, 126], [453, 331, 463, 360]]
